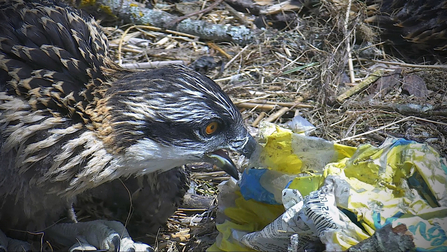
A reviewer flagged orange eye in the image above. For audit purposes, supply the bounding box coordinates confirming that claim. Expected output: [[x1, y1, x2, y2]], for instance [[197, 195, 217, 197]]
[[205, 121, 219, 135]]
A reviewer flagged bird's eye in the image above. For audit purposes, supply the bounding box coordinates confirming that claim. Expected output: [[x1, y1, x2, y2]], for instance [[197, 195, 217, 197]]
[[205, 121, 219, 135]]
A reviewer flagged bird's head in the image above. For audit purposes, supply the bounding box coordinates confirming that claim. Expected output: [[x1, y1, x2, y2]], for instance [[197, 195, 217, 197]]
[[95, 65, 257, 179]]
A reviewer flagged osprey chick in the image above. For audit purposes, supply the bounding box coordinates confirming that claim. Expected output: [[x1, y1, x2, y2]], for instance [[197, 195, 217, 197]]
[[0, 0, 257, 250]]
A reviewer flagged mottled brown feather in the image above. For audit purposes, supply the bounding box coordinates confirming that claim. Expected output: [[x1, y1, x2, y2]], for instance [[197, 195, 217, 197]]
[[0, 0, 119, 123]]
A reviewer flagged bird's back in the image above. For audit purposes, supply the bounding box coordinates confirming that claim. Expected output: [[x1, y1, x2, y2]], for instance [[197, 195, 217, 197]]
[[0, 0, 121, 235], [0, 0, 116, 187], [0, 0, 116, 118]]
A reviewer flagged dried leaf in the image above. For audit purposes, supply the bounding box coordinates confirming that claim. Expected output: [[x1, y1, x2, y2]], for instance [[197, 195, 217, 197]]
[[402, 74, 428, 98]]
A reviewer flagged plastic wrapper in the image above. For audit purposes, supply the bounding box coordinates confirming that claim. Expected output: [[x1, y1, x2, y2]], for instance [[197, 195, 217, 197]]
[[210, 120, 447, 251]]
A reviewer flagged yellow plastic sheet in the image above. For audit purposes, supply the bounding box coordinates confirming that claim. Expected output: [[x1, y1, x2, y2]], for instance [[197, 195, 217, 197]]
[[212, 123, 447, 251]]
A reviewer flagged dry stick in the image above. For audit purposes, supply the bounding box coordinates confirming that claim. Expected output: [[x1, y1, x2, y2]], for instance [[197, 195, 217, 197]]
[[207, 42, 232, 59], [337, 116, 412, 142], [237, 103, 278, 110], [234, 98, 313, 108], [371, 59, 447, 69], [111, 46, 142, 54], [410, 116, 447, 126], [135, 25, 198, 39], [344, 0, 356, 84], [214, 73, 247, 82], [252, 111, 266, 127], [224, 45, 249, 69], [265, 107, 290, 122], [348, 102, 447, 116], [235, 101, 312, 110], [120, 61, 186, 69], [192, 172, 231, 181], [177, 208, 208, 212], [118, 25, 136, 66], [336, 69, 384, 103], [337, 116, 447, 142], [117, 178, 134, 229], [240, 99, 308, 108]]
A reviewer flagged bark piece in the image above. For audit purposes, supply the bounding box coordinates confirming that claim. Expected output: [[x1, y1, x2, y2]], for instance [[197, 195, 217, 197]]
[[98, 0, 259, 45]]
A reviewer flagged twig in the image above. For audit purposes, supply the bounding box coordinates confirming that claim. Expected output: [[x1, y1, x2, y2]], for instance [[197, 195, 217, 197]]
[[344, 0, 356, 84], [117, 25, 135, 65], [207, 42, 232, 59], [408, 116, 447, 126], [117, 178, 133, 228], [371, 59, 447, 69], [348, 102, 447, 117], [134, 25, 199, 39], [234, 99, 313, 110], [252, 111, 266, 127], [236, 103, 278, 110], [337, 116, 412, 142], [336, 69, 384, 103], [177, 208, 208, 212], [282, 62, 319, 75], [265, 107, 289, 122], [224, 45, 249, 69], [120, 61, 185, 69], [214, 73, 247, 82], [337, 115, 447, 142]]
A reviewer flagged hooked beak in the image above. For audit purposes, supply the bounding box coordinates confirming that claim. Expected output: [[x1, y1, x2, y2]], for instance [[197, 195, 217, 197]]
[[205, 134, 258, 180]]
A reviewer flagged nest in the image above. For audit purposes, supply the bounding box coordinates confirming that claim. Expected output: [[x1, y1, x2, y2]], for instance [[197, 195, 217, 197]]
[[68, 0, 447, 250]]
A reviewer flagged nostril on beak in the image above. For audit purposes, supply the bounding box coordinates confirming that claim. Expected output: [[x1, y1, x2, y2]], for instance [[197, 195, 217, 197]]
[[231, 134, 258, 158]]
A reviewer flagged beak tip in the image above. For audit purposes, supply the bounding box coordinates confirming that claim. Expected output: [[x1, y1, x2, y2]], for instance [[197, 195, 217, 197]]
[[205, 150, 240, 180], [206, 133, 257, 180], [228, 169, 239, 180]]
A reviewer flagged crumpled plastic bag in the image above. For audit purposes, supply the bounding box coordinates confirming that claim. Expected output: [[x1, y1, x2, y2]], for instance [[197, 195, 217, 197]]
[[209, 120, 447, 251]]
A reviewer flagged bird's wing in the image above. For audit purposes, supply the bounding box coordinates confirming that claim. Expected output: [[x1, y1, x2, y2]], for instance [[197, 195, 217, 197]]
[[0, 0, 116, 121]]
